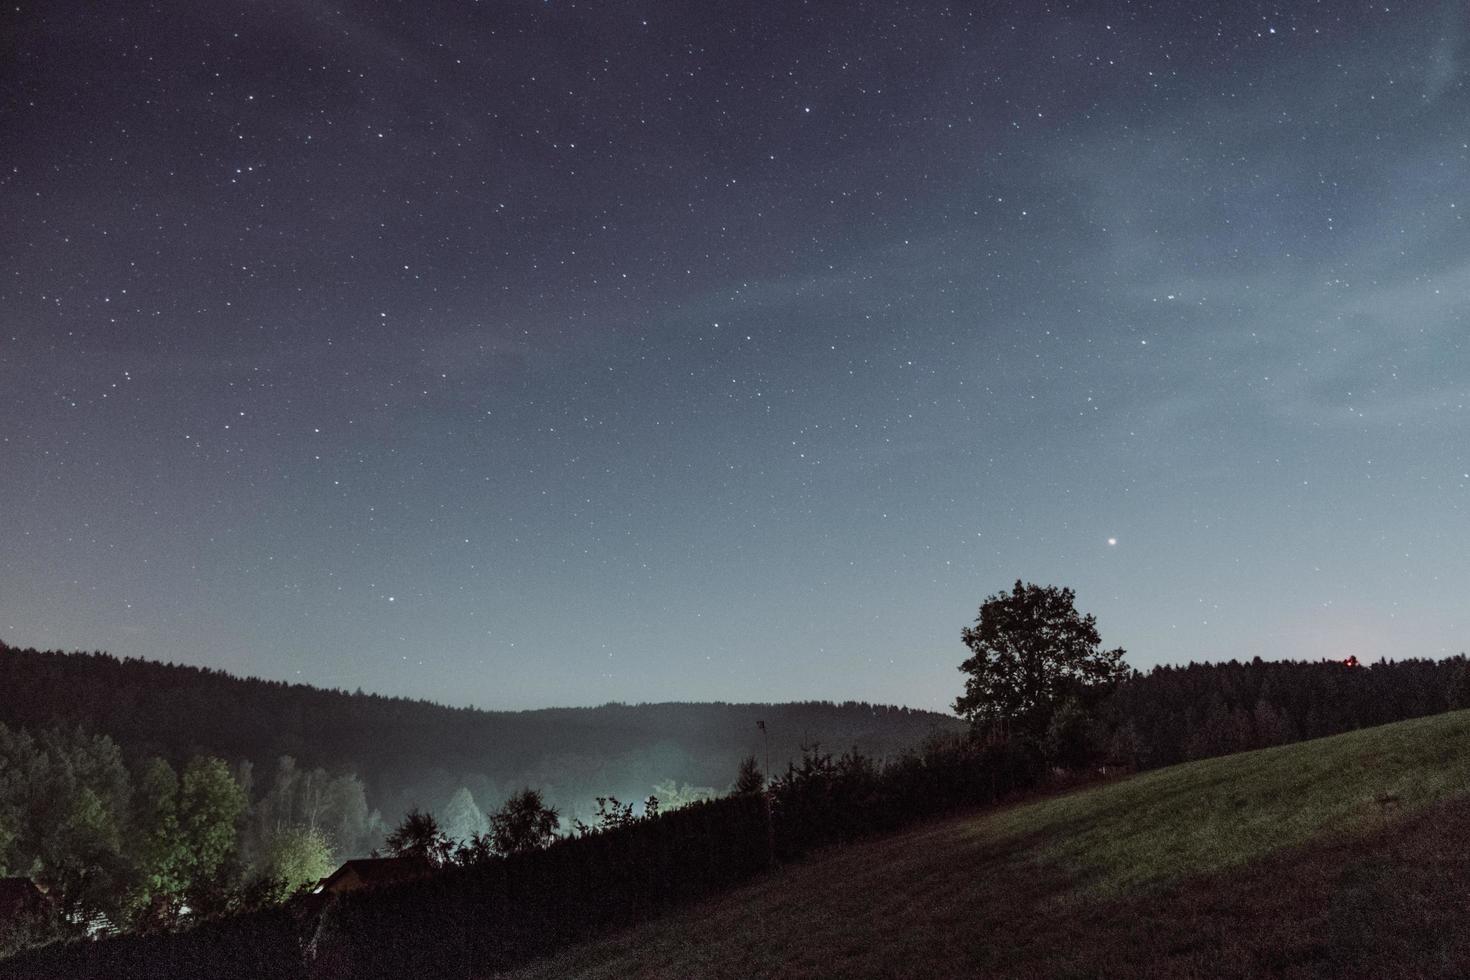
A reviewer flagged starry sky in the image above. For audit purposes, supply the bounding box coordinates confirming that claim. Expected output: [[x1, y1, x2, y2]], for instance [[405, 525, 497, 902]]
[[3, 1, 1468, 712]]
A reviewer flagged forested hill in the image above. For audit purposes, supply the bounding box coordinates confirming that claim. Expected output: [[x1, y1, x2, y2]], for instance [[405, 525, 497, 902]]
[[0, 642, 959, 818]]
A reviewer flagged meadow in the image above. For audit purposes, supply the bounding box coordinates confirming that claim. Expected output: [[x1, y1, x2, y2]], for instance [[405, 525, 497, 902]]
[[504, 710, 1470, 978]]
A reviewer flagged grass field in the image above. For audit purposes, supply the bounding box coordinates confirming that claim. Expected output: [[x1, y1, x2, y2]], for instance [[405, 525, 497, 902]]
[[499, 710, 1470, 979]]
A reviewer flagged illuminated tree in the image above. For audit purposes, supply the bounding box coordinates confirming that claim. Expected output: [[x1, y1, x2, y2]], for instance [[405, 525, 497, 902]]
[[128, 757, 189, 925], [177, 756, 248, 913], [257, 825, 334, 900], [0, 724, 131, 926], [321, 773, 375, 860], [955, 581, 1127, 741], [441, 787, 488, 845], [650, 779, 715, 811]]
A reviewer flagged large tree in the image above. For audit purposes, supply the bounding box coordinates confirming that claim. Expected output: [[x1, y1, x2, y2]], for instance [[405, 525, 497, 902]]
[[955, 581, 1128, 740], [127, 757, 189, 926], [177, 755, 248, 914], [0, 724, 132, 926], [256, 825, 334, 901], [441, 787, 489, 845]]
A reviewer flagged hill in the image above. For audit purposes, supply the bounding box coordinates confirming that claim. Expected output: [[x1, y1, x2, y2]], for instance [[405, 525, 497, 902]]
[[0, 642, 959, 823], [505, 709, 1470, 979]]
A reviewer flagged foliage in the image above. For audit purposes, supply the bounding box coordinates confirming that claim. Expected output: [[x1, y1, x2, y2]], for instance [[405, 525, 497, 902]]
[[0, 729, 268, 946], [127, 757, 188, 927], [452, 831, 496, 866], [0, 723, 131, 929], [177, 756, 248, 906], [383, 808, 454, 867], [573, 796, 637, 837], [5, 638, 1470, 971], [955, 581, 1128, 741], [255, 825, 334, 902], [244, 757, 379, 868], [489, 788, 560, 855], [0, 641, 957, 833], [0, 900, 56, 961], [23, 702, 1470, 978], [1, 907, 308, 980], [18, 708, 1470, 979], [1096, 654, 1470, 772], [499, 711, 1470, 980], [294, 729, 1038, 977], [0, 809, 13, 876], [1042, 697, 1094, 769], [441, 786, 489, 845], [733, 755, 765, 795], [1448, 661, 1470, 710], [649, 778, 716, 811]]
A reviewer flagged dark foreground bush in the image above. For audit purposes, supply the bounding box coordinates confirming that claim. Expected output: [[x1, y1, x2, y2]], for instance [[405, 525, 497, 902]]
[[309, 792, 769, 978], [0, 908, 306, 980], [768, 736, 1042, 860], [309, 736, 1041, 979]]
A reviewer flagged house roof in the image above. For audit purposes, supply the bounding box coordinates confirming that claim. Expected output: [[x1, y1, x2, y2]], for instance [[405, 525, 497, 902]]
[[0, 877, 45, 918], [316, 856, 434, 893]]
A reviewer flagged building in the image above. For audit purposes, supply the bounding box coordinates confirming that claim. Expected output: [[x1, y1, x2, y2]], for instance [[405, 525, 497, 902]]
[[313, 856, 434, 896], [0, 877, 50, 938]]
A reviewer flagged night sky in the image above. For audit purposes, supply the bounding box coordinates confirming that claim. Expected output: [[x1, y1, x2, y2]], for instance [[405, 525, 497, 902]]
[[3, 2, 1467, 712]]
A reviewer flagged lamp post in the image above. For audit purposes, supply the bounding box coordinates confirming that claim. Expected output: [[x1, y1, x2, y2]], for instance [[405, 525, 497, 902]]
[[756, 719, 769, 783]]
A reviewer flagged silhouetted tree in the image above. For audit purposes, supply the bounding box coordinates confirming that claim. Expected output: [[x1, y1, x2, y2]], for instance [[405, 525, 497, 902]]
[[1448, 660, 1470, 711], [488, 789, 559, 855], [734, 755, 765, 795], [384, 808, 453, 867], [1253, 697, 1292, 747], [1043, 697, 1092, 768], [955, 581, 1128, 741], [573, 796, 637, 836], [452, 831, 496, 866]]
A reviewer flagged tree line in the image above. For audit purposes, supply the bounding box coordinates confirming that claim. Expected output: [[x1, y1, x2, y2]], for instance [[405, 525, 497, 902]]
[[0, 725, 731, 957], [0, 641, 953, 828], [1097, 653, 1470, 770], [3, 733, 1041, 979], [0, 724, 395, 954], [950, 582, 1470, 773], [12, 630, 1469, 978], [5, 597, 1470, 975]]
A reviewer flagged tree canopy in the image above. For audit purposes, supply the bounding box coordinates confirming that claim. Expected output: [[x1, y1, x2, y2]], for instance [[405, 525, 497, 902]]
[[488, 789, 559, 856], [383, 808, 454, 867], [954, 581, 1128, 739]]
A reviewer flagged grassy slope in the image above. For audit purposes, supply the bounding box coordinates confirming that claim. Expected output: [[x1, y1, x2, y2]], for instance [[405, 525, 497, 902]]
[[500, 710, 1470, 979]]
